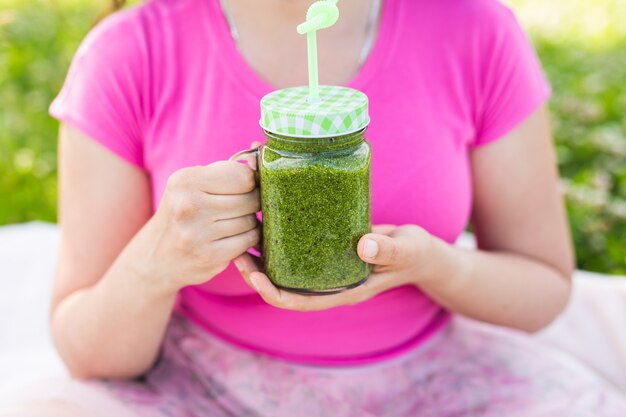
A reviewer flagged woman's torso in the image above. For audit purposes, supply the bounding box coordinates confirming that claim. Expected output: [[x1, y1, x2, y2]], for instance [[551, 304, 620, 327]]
[[85, 0, 512, 364]]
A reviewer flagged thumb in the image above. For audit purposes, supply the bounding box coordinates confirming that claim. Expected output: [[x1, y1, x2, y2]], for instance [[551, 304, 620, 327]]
[[357, 233, 407, 266], [233, 252, 263, 278]]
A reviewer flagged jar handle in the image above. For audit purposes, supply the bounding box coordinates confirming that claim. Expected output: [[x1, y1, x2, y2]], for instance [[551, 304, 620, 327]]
[[229, 146, 261, 172]]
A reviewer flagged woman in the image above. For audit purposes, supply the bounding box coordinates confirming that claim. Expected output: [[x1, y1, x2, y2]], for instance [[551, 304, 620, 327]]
[[7, 0, 626, 415]]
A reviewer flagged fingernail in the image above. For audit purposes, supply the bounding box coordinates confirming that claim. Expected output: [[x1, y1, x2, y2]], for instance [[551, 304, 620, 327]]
[[363, 239, 378, 259]]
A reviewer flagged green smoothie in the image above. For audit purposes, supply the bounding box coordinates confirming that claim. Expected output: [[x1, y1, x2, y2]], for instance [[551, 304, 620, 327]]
[[260, 130, 372, 293]]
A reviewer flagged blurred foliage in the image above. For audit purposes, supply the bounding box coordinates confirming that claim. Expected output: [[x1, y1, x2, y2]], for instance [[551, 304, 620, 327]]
[[508, 0, 626, 275], [0, 0, 96, 223], [539, 42, 626, 275], [0, 0, 625, 274]]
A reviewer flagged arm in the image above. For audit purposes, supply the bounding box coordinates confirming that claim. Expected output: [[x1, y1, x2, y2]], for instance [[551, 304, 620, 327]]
[[52, 124, 260, 379], [52, 124, 166, 379], [421, 105, 574, 331], [236, 106, 574, 332]]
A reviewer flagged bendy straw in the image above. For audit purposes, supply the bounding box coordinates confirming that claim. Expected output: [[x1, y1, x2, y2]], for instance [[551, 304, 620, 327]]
[[296, 1, 340, 102]]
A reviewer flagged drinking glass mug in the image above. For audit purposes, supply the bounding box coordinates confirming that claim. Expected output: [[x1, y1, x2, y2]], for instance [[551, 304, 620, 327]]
[[229, 86, 372, 295]]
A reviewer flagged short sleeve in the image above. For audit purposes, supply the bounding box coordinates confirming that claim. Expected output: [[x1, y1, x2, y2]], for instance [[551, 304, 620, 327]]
[[49, 10, 146, 168], [472, 3, 551, 147]]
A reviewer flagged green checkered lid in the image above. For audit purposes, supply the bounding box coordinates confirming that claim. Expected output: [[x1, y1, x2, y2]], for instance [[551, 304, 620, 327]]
[[260, 85, 370, 138]]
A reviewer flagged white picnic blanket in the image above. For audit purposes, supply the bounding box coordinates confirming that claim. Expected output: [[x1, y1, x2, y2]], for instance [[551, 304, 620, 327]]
[[0, 222, 624, 405]]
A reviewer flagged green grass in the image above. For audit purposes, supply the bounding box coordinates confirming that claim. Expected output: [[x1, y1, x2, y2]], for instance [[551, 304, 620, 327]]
[[1, 0, 625, 274]]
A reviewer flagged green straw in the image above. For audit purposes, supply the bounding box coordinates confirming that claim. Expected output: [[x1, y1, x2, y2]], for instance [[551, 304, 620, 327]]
[[296, 0, 340, 102]]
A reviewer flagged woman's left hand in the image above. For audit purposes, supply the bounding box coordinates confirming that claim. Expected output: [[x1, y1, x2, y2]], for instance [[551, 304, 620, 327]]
[[233, 224, 444, 311]]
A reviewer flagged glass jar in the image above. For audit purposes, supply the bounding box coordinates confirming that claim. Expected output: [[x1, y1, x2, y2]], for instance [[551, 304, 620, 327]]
[[231, 85, 372, 294], [259, 128, 371, 294]]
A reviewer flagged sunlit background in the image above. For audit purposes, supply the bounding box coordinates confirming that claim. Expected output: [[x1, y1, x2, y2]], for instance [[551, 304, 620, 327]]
[[0, 0, 625, 274]]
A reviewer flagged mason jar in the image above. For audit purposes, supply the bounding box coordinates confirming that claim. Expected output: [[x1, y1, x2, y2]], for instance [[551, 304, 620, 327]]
[[233, 86, 372, 294]]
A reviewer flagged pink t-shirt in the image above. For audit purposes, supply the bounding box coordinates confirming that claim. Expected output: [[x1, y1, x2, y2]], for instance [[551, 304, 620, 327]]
[[50, 0, 550, 365]]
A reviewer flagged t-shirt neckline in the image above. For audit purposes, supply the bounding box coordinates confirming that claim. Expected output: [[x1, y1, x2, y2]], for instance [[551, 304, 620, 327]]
[[204, 0, 397, 98]]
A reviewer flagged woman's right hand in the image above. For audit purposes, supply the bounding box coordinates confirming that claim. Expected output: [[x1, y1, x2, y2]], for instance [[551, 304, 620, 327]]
[[52, 127, 262, 379], [143, 160, 261, 294]]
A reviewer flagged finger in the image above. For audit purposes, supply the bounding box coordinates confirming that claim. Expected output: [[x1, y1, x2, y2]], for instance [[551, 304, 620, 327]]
[[234, 142, 262, 171], [181, 161, 257, 195], [249, 142, 263, 172], [211, 214, 258, 240], [233, 252, 264, 289], [357, 233, 408, 266], [205, 189, 261, 218], [243, 271, 386, 312], [210, 226, 261, 260], [371, 224, 397, 236]]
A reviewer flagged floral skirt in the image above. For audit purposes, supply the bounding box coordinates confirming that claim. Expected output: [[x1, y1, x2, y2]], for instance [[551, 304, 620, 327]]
[[29, 314, 626, 417]]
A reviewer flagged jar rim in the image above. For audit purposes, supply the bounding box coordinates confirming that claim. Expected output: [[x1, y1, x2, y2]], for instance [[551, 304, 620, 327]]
[[261, 125, 368, 140]]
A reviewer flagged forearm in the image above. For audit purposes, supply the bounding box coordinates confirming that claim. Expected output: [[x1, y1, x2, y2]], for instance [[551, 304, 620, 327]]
[[421, 238, 572, 332], [51, 227, 177, 380]]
